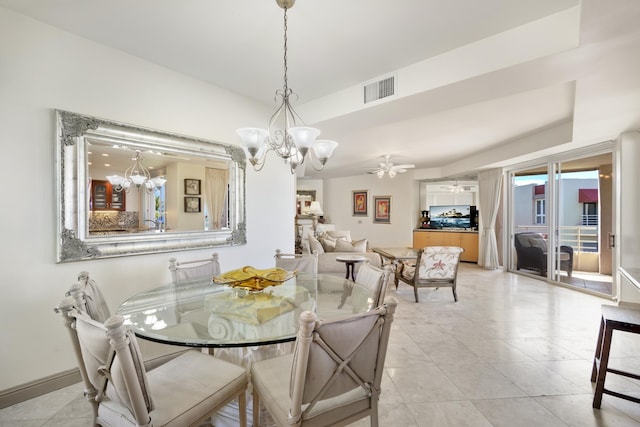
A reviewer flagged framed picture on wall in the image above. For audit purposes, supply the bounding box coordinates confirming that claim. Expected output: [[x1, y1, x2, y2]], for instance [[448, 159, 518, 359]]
[[352, 190, 368, 216], [373, 196, 391, 224], [184, 196, 201, 213], [184, 179, 201, 195]]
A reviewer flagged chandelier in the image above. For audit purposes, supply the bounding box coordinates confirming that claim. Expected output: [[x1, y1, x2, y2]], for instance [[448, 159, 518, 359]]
[[236, 0, 338, 173], [106, 150, 166, 194]]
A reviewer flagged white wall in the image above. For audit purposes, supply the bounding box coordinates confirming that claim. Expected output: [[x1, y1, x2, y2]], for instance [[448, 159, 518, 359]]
[[323, 172, 416, 246], [0, 7, 293, 391], [619, 131, 640, 303]]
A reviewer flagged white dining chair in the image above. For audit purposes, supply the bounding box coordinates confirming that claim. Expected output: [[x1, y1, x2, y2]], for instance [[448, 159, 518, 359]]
[[274, 249, 318, 274], [251, 297, 398, 427], [55, 296, 248, 427], [351, 262, 392, 307], [66, 271, 111, 322], [169, 252, 221, 285]]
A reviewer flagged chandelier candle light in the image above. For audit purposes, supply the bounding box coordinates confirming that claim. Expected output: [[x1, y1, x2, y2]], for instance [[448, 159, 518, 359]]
[[106, 150, 166, 194], [236, 0, 338, 173]]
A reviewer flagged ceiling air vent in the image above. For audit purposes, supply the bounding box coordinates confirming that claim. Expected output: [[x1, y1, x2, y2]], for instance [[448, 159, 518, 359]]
[[364, 76, 395, 104]]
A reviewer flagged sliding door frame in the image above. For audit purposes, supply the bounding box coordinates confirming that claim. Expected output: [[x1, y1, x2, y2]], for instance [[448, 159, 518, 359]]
[[503, 141, 617, 298]]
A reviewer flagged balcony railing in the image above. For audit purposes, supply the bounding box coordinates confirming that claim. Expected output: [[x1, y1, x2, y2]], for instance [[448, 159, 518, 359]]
[[514, 225, 598, 253], [581, 214, 598, 226]]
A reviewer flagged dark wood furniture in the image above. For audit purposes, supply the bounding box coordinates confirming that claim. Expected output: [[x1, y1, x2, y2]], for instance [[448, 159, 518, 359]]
[[90, 179, 126, 211], [591, 304, 640, 408], [335, 255, 367, 281]]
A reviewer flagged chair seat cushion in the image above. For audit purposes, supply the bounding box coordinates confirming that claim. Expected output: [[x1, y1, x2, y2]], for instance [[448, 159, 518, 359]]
[[99, 350, 247, 427], [252, 353, 370, 426]]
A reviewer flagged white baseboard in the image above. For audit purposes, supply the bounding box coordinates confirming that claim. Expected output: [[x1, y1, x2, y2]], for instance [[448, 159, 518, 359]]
[[0, 350, 185, 410]]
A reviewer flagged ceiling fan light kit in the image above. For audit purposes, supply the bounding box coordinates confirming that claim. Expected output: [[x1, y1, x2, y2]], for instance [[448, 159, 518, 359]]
[[442, 181, 474, 193], [368, 155, 415, 179]]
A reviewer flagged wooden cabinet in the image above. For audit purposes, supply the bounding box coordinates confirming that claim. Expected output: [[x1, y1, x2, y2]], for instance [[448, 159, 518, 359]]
[[413, 230, 479, 262], [91, 180, 126, 211]]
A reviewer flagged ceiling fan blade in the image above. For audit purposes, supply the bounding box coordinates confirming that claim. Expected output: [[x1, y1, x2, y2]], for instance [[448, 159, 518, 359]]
[[393, 164, 415, 169]]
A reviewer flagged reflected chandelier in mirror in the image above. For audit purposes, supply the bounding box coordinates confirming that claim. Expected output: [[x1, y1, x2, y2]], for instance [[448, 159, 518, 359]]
[[56, 110, 246, 263]]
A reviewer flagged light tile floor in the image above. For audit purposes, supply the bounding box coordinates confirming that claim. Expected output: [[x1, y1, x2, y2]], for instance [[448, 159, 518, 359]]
[[3, 264, 640, 426]]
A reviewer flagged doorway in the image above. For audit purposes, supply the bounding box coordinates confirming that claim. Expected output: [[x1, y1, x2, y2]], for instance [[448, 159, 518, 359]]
[[509, 152, 614, 296]]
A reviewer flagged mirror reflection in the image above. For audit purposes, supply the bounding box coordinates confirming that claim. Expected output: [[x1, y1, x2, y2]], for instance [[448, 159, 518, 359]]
[[56, 110, 246, 263], [87, 140, 230, 236]]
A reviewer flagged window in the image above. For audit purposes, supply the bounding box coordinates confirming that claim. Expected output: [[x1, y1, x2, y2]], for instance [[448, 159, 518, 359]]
[[583, 202, 598, 225], [535, 199, 546, 224]]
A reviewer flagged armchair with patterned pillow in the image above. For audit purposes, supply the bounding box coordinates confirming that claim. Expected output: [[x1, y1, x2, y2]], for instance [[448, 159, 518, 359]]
[[396, 246, 463, 302], [302, 230, 382, 275]]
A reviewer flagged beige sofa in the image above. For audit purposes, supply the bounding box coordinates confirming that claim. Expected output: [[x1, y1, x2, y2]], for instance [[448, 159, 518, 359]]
[[303, 230, 382, 276]]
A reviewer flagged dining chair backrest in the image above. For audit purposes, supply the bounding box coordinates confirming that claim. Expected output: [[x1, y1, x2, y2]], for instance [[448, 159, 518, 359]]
[[67, 271, 111, 322], [289, 297, 397, 425], [54, 297, 153, 424], [417, 246, 463, 280], [169, 252, 221, 284], [55, 296, 249, 427], [274, 249, 318, 274], [353, 263, 391, 310]]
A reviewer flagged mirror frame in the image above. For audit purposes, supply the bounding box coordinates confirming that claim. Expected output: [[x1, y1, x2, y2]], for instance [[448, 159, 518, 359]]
[[56, 110, 246, 263]]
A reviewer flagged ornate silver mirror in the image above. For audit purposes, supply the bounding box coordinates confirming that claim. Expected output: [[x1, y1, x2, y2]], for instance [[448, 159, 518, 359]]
[[56, 110, 246, 263]]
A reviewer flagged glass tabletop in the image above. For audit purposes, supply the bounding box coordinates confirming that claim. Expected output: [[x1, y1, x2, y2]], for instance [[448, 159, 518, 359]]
[[372, 247, 418, 260], [116, 273, 375, 348]]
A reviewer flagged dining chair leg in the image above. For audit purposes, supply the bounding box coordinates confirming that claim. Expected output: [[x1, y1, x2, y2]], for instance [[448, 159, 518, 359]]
[[591, 315, 605, 382], [252, 390, 260, 427], [592, 322, 613, 408], [238, 391, 247, 427]]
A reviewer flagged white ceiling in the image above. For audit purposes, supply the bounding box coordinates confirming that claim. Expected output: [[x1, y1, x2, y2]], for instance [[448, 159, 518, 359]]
[[2, 0, 639, 179]]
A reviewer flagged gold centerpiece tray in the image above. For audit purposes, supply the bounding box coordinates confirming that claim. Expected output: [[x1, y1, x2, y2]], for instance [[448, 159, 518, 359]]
[[213, 266, 295, 291]]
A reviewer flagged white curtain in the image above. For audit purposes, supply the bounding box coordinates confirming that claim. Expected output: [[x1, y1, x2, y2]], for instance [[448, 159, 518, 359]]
[[204, 167, 229, 229], [478, 168, 503, 269]]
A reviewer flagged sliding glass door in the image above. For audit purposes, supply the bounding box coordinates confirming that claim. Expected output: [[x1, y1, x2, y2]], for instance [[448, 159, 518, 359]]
[[511, 166, 550, 276], [509, 152, 614, 296]]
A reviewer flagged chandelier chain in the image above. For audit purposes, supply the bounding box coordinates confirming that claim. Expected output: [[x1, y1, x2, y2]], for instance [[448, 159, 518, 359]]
[[283, 6, 288, 92]]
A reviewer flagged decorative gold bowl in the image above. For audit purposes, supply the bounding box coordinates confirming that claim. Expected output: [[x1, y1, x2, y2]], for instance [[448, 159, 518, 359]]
[[213, 266, 295, 291]]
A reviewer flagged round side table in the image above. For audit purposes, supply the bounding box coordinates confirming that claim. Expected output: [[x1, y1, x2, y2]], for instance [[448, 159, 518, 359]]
[[335, 255, 367, 281]]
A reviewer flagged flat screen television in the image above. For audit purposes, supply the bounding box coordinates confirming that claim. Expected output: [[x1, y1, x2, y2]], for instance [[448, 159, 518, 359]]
[[429, 205, 476, 229]]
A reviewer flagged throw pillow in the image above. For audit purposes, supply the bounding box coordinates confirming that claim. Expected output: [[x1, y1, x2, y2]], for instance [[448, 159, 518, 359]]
[[335, 238, 367, 252], [326, 230, 352, 242], [320, 236, 338, 252], [307, 234, 325, 254]]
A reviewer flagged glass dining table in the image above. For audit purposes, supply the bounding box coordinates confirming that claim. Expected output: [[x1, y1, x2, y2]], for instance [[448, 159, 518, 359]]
[[116, 272, 376, 349], [117, 272, 376, 427]]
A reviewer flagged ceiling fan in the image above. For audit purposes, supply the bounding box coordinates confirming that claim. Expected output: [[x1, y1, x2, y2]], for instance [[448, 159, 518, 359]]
[[366, 155, 415, 178], [442, 181, 474, 193]]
